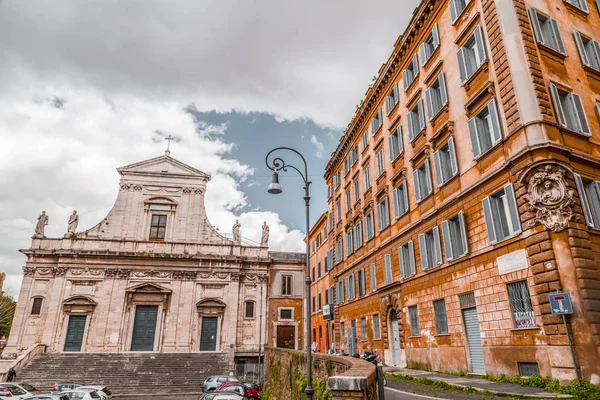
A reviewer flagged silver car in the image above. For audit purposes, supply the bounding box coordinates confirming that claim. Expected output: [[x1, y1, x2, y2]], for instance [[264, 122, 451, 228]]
[[0, 384, 32, 400], [203, 376, 240, 393], [73, 387, 111, 400], [59, 389, 100, 400], [29, 395, 70, 400], [199, 393, 243, 400]]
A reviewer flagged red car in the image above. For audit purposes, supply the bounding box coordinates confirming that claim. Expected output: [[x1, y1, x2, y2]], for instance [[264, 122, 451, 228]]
[[216, 382, 260, 400]]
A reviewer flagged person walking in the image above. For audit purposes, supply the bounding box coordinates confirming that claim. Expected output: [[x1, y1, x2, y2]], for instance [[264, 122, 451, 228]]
[[6, 368, 16, 382]]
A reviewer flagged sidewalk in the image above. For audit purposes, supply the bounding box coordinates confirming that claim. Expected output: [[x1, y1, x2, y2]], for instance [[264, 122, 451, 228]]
[[383, 367, 571, 398]]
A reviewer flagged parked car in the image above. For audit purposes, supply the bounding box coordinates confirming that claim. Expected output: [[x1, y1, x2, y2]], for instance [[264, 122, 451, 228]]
[[217, 382, 258, 400], [199, 393, 243, 400], [51, 383, 82, 393], [7, 384, 41, 397], [58, 389, 100, 400], [28, 395, 70, 400], [203, 376, 240, 393], [0, 384, 32, 400], [72, 387, 110, 400]]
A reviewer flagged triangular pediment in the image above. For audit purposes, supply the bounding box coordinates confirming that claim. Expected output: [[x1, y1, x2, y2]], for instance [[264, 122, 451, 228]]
[[126, 282, 172, 294], [118, 155, 210, 180]]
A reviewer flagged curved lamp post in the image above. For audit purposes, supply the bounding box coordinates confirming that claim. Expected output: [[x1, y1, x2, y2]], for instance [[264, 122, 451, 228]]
[[265, 147, 313, 400]]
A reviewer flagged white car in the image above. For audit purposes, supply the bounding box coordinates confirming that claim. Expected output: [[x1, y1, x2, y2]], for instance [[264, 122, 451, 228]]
[[29, 395, 70, 400], [73, 387, 111, 400], [0, 384, 33, 400], [58, 389, 100, 400]]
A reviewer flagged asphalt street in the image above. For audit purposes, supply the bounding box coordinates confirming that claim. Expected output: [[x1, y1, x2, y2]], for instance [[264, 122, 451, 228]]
[[384, 386, 450, 399]]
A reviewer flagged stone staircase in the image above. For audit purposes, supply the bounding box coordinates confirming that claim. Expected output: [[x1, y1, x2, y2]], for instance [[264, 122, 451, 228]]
[[17, 352, 231, 396]]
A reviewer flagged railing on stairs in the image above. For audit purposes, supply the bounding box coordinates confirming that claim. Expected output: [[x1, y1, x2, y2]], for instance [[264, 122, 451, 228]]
[[0, 344, 47, 382]]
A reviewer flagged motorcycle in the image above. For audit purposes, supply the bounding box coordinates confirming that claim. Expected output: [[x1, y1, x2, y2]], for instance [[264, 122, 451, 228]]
[[361, 350, 387, 387]]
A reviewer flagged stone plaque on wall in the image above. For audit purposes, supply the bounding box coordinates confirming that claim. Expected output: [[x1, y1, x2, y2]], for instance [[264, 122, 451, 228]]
[[496, 249, 529, 275]]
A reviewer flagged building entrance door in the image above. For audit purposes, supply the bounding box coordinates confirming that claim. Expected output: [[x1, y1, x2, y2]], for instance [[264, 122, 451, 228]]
[[276, 325, 295, 349], [64, 315, 87, 352], [463, 307, 486, 374], [390, 310, 401, 366], [200, 316, 218, 351], [131, 305, 158, 351]]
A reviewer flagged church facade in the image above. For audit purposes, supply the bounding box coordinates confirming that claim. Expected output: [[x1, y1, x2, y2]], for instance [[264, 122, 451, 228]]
[[3, 155, 305, 370]]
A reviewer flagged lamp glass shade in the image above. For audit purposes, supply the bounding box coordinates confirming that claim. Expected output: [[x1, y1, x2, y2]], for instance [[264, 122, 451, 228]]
[[267, 171, 283, 194]]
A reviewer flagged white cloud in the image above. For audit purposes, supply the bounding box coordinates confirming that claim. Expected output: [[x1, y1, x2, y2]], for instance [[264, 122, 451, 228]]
[[310, 135, 325, 158]]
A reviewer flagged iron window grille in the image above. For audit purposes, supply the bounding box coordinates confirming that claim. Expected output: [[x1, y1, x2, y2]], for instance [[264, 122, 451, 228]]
[[434, 299, 449, 334], [507, 281, 536, 329]]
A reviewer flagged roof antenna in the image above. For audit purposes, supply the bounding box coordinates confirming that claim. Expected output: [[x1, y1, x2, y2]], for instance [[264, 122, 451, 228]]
[[165, 135, 174, 156]]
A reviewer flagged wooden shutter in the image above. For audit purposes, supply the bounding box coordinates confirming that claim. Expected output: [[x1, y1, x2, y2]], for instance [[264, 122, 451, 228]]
[[432, 24, 440, 49], [457, 48, 468, 83], [574, 173, 595, 227], [449, 0, 458, 23], [528, 8, 544, 45], [418, 233, 429, 270], [439, 72, 448, 106], [397, 125, 404, 154], [384, 254, 392, 284], [468, 117, 481, 158], [549, 83, 567, 127], [482, 196, 498, 244], [550, 19, 566, 54], [370, 263, 376, 291], [424, 160, 433, 196], [505, 184, 522, 235], [573, 31, 591, 67], [448, 136, 458, 176], [434, 149, 444, 186], [418, 98, 426, 131], [441, 220, 454, 260], [402, 181, 409, 214], [412, 54, 420, 77], [413, 168, 421, 201], [402, 70, 410, 91], [433, 226, 443, 266], [425, 87, 433, 121], [573, 0, 589, 12], [408, 241, 416, 275], [474, 26, 488, 64], [458, 211, 469, 256], [392, 187, 400, 218], [420, 43, 427, 66], [570, 93, 591, 135], [488, 99, 503, 144], [398, 247, 405, 278]]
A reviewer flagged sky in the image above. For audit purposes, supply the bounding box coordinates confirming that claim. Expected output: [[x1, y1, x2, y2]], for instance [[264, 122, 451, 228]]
[[0, 0, 420, 295]]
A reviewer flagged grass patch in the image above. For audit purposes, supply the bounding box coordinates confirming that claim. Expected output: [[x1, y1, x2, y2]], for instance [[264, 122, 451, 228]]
[[481, 374, 600, 400]]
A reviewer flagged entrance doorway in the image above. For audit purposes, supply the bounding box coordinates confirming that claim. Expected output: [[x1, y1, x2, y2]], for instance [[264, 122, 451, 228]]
[[390, 310, 401, 366], [276, 325, 295, 349], [131, 305, 158, 351], [463, 307, 485, 374], [64, 315, 87, 352], [200, 316, 218, 351]]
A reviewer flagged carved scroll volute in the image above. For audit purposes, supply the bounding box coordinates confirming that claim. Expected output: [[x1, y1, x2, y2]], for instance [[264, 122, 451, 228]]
[[524, 164, 577, 232]]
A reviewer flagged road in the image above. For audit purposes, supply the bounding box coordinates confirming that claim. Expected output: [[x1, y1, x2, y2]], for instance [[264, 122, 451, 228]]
[[385, 386, 450, 400]]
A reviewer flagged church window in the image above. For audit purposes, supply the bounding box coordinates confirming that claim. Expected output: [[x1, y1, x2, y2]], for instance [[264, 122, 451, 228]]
[[149, 215, 167, 240], [244, 301, 255, 318], [282, 275, 293, 296], [31, 297, 43, 315]]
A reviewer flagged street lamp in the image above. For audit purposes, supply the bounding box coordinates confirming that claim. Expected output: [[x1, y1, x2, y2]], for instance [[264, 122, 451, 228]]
[[265, 147, 313, 400], [252, 282, 264, 386]]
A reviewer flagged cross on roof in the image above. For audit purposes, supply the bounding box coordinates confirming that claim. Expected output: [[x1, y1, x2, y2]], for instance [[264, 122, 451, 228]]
[[165, 135, 175, 156]]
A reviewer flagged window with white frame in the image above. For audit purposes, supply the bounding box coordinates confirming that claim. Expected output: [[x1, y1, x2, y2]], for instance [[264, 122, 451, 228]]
[[343, 158, 350, 176], [362, 132, 368, 151], [346, 275, 356, 301], [364, 165, 372, 190], [574, 173, 600, 228], [434, 137, 458, 186], [389, 125, 404, 161], [354, 179, 360, 203], [399, 241, 416, 279], [377, 197, 390, 231], [370, 263, 377, 291], [386, 84, 400, 114], [333, 172, 340, 189], [346, 189, 351, 212], [574, 31, 600, 71], [326, 249, 334, 271], [357, 269, 366, 296], [418, 226, 443, 271], [392, 181, 409, 218], [403, 54, 420, 91], [336, 201, 342, 223], [282, 275, 293, 296], [279, 308, 293, 320], [449, 0, 472, 23], [327, 185, 332, 199], [351, 145, 358, 166], [384, 253, 393, 284], [353, 221, 363, 249], [528, 8, 566, 55], [468, 98, 503, 158], [408, 305, 420, 336], [457, 26, 488, 83], [373, 314, 381, 340], [365, 211, 375, 241], [565, 0, 590, 12], [441, 211, 469, 261], [413, 160, 433, 203], [426, 72, 448, 120], [336, 281, 344, 304], [361, 317, 368, 340], [420, 24, 440, 66], [433, 299, 449, 334], [408, 98, 426, 141], [345, 230, 353, 256], [507, 281, 536, 329], [335, 238, 343, 263], [549, 83, 591, 136], [371, 107, 383, 135], [376, 149, 385, 176], [482, 184, 522, 244]]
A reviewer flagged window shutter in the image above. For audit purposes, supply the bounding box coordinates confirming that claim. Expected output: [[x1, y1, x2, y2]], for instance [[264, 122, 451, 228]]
[[449, 0, 458, 23], [505, 184, 522, 235], [418, 98, 426, 130], [384, 254, 392, 283], [413, 54, 420, 77], [403, 70, 409, 91], [448, 137, 458, 176], [408, 241, 416, 275], [468, 117, 481, 158], [439, 72, 448, 105], [418, 233, 429, 270], [592, 41, 600, 67], [577, 0, 590, 12], [433, 226, 443, 266], [571, 93, 591, 135], [377, 108, 382, 126], [488, 99, 503, 144], [482, 196, 498, 244], [370, 263, 376, 291], [574, 173, 595, 227], [420, 43, 427, 66], [549, 83, 567, 127], [550, 19, 566, 54], [388, 134, 395, 161], [397, 125, 404, 154], [370, 118, 376, 135], [426, 87, 434, 121], [474, 26, 488, 64], [573, 31, 591, 67], [457, 48, 468, 83], [528, 8, 544, 45], [402, 181, 409, 213], [597, 0, 600, 13], [385, 96, 391, 115], [392, 187, 400, 218], [434, 149, 444, 186], [432, 24, 440, 49], [424, 160, 433, 196], [393, 84, 399, 104], [458, 211, 469, 256], [441, 220, 454, 260]]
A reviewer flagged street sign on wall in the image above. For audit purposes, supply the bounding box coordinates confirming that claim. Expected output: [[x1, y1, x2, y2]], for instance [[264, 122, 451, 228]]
[[322, 304, 334, 320], [549, 293, 574, 315]]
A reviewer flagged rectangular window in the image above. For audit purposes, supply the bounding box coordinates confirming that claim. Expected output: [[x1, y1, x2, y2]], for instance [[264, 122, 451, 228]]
[[418, 227, 443, 271], [373, 314, 381, 340], [358, 269, 366, 296], [442, 211, 469, 261], [566, 0, 590, 11], [370, 263, 377, 291], [507, 281, 536, 329], [433, 299, 449, 334], [574, 173, 600, 228], [384, 254, 393, 285], [364, 165, 371, 191], [345, 230, 354, 256], [362, 132, 368, 151], [343, 158, 350, 176], [326, 249, 334, 271], [318, 292, 322, 309], [354, 179, 360, 203], [376, 149, 385, 176], [388, 125, 404, 161], [371, 107, 383, 135], [346, 275, 356, 301], [574, 31, 600, 71], [518, 362, 540, 378], [282, 275, 292, 296], [365, 211, 375, 241], [457, 26, 488, 83], [346, 189, 351, 212], [31, 298, 43, 315], [336, 281, 345, 304], [420, 24, 440, 66], [149, 214, 167, 240], [449, 0, 472, 23], [399, 241, 416, 279], [409, 305, 420, 336], [385, 84, 400, 114], [407, 98, 426, 141], [482, 184, 522, 244], [528, 8, 566, 55], [392, 181, 409, 218], [333, 172, 340, 189], [549, 83, 591, 136], [280, 309, 293, 320], [318, 262, 322, 278], [335, 238, 344, 263], [353, 222, 363, 249], [434, 137, 458, 186], [341, 322, 345, 344], [361, 317, 368, 340], [402, 54, 420, 91], [426, 71, 448, 121], [377, 197, 390, 231], [336, 201, 342, 223], [468, 98, 503, 158], [413, 160, 433, 203]]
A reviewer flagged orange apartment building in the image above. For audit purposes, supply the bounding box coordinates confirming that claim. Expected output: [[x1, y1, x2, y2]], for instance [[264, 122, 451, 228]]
[[309, 0, 600, 383]]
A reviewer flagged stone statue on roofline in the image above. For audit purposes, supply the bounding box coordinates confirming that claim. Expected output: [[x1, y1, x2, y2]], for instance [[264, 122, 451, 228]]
[[33, 211, 49, 238], [65, 210, 79, 237], [232, 219, 241, 243], [260, 221, 269, 247]]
